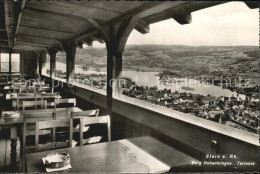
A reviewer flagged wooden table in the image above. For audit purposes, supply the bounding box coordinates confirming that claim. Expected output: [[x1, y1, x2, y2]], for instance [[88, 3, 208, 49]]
[[4, 86, 50, 91], [26, 136, 199, 173], [6, 93, 61, 100], [0, 107, 82, 170]]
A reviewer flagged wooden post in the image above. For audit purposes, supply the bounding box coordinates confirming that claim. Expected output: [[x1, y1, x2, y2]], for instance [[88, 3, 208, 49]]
[[105, 17, 139, 110], [39, 52, 46, 77], [9, 51, 12, 73], [36, 54, 39, 72], [65, 40, 77, 84], [50, 51, 56, 79], [106, 26, 115, 110]]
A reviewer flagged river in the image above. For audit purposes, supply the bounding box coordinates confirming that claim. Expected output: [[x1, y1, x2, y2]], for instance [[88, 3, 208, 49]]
[[44, 62, 245, 99]]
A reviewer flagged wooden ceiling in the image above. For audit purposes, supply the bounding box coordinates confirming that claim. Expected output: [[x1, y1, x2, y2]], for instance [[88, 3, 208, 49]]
[[0, 1, 258, 53]]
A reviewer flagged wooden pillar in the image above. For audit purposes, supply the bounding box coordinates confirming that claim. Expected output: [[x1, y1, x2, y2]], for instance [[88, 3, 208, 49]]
[[9, 52, 11, 73], [39, 52, 46, 77], [50, 52, 56, 79], [106, 28, 123, 100], [105, 17, 139, 110], [36, 54, 39, 72], [65, 40, 77, 84]]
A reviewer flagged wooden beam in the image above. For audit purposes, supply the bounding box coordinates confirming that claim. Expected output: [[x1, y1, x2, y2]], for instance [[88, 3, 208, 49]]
[[81, 38, 93, 47], [16, 40, 53, 47], [59, 1, 124, 14], [19, 24, 76, 35], [115, 17, 139, 54], [77, 41, 84, 49], [106, 17, 139, 112], [91, 34, 105, 44], [13, 44, 42, 51], [26, 1, 123, 21], [16, 34, 58, 45], [0, 42, 9, 47], [75, 1, 224, 42], [172, 9, 192, 25], [244, 2, 259, 9], [24, 6, 88, 23], [0, 39, 8, 42], [55, 40, 65, 52], [43, 47, 50, 56], [64, 40, 78, 83], [9, 51, 11, 73], [74, 2, 164, 41], [87, 18, 109, 42], [25, 3, 111, 43], [4, 1, 15, 47], [135, 19, 150, 34], [14, 0, 26, 43], [50, 51, 56, 79]]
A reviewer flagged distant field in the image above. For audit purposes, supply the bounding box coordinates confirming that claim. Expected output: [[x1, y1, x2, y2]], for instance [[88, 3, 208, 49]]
[[56, 45, 259, 83]]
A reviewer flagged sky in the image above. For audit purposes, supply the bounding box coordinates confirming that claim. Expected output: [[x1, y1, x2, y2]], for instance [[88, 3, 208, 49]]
[[91, 1, 259, 48]]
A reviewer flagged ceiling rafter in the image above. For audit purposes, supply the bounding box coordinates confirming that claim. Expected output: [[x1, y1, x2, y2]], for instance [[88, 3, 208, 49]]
[[24, 2, 110, 43], [19, 24, 76, 35], [74, 2, 187, 41], [4, 1, 15, 47], [17, 34, 58, 45], [16, 40, 53, 47], [24, 6, 88, 24], [59, 1, 124, 14]]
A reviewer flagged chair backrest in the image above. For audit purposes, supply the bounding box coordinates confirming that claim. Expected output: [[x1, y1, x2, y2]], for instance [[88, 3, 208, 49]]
[[22, 100, 47, 110], [11, 74, 21, 81], [12, 81, 26, 87], [36, 86, 52, 93], [79, 115, 111, 146], [0, 76, 8, 83], [41, 92, 59, 108], [32, 81, 45, 86], [19, 86, 29, 93], [24, 111, 56, 120], [12, 86, 21, 93], [27, 86, 36, 93], [54, 98, 76, 109], [71, 109, 99, 118], [35, 118, 73, 152], [21, 112, 56, 171], [41, 92, 59, 99], [17, 93, 37, 110]]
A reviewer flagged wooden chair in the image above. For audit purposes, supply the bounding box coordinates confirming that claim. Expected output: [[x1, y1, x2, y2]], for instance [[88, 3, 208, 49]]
[[0, 76, 8, 83], [41, 92, 59, 108], [12, 86, 22, 93], [35, 118, 73, 152], [21, 112, 56, 171], [11, 74, 22, 81], [71, 109, 99, 118], [16, 93, 37, 110], [27, 86, 36, 93], [32, 81, 45, 86], [79, 115, 111, 146], [12, 81, 26, 87], [36, 86, 53, 93], [54, 98, 76, 109], [22, 100, 47, 110], [19, 86, 29, 93], [71, 109, 100, 132]]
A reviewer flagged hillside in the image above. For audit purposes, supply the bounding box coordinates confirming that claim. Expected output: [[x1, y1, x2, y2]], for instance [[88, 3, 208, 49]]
[[56, 45, 259, 81]]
